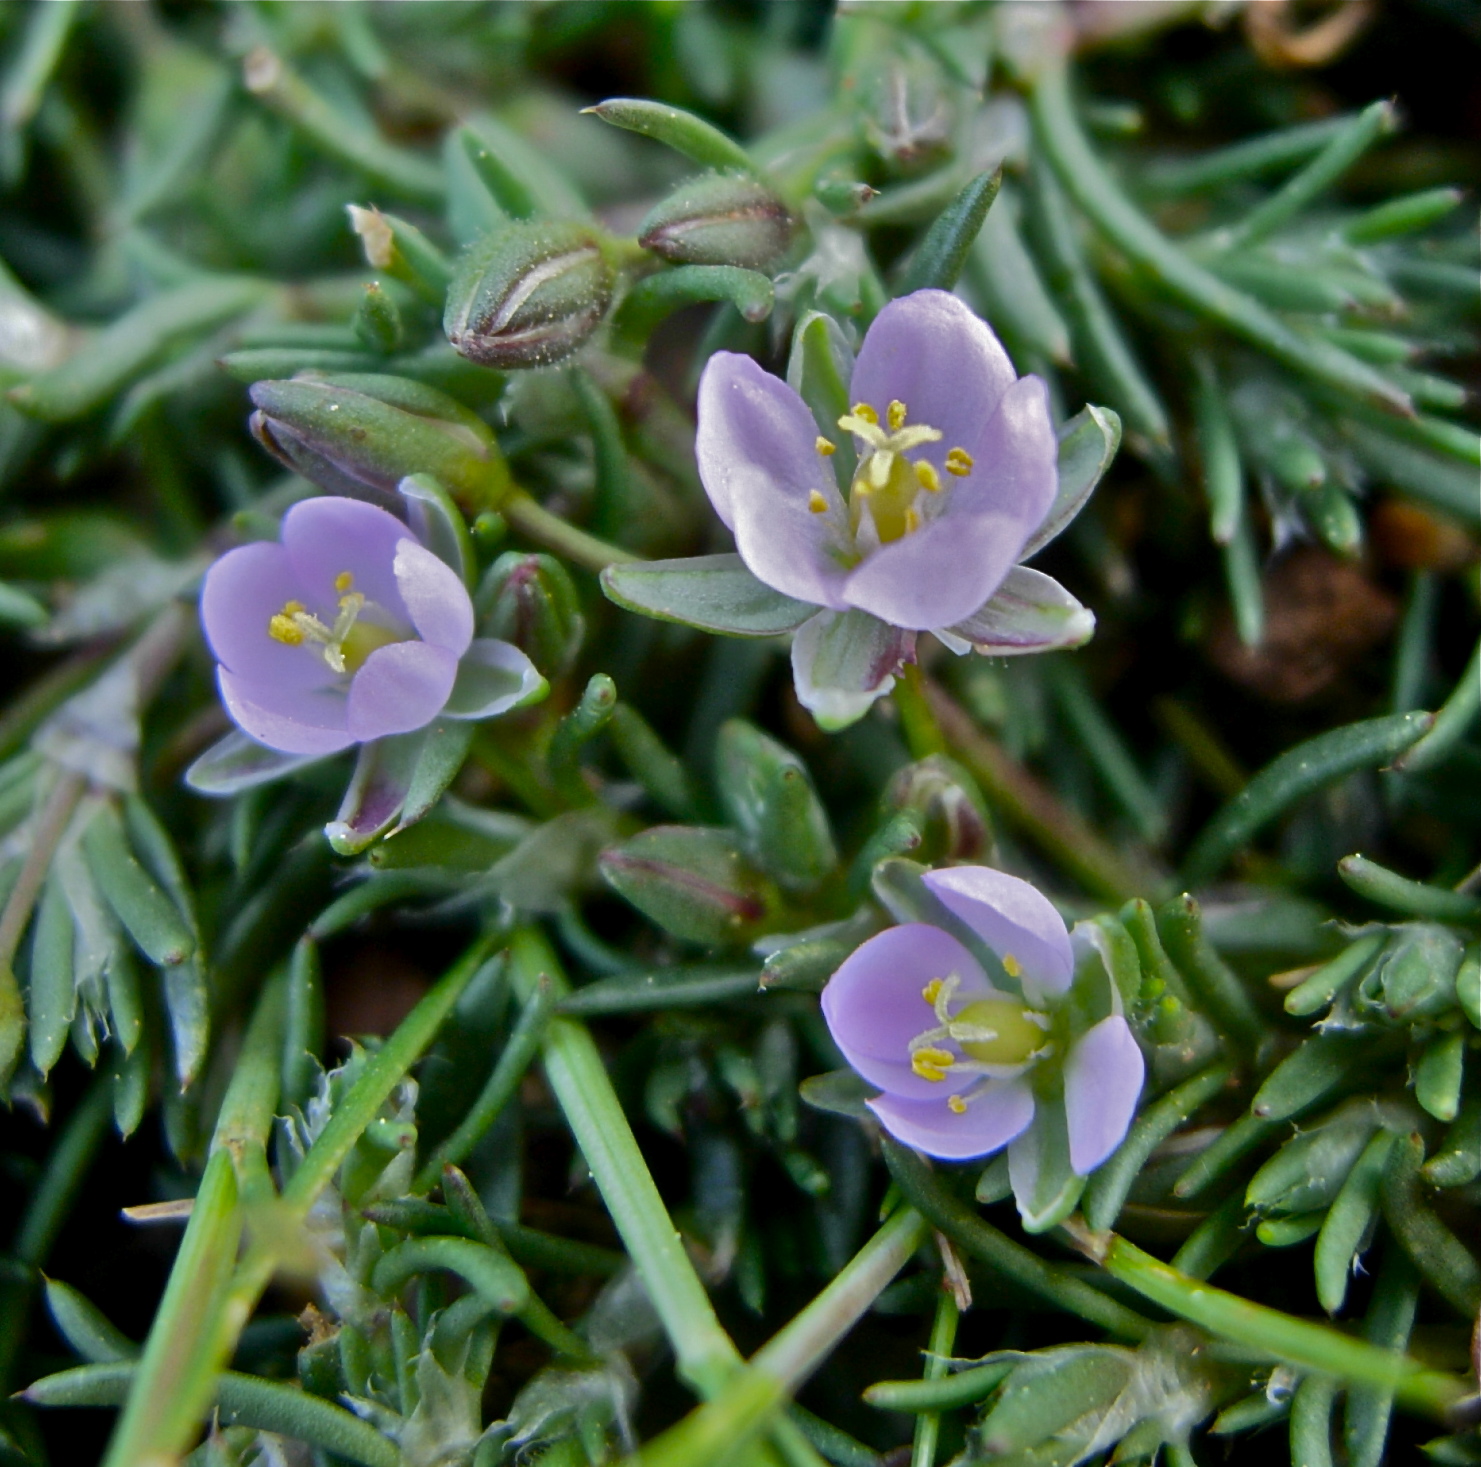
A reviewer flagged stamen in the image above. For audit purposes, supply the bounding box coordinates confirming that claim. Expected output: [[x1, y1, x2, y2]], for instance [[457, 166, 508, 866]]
[[808, 490, 828, 514], [815, 436, 836, 457], [946, 447, 974, 477], [1003, 954, 1022, 979], [334, 571, 354, 593], [915, 460, 941, 492], [887, 399, 907, 431], [268, 612, 304, 646], [911, 1047, 955, 1082], [922, 978, 944, 1006], [850, 402, 878, 425], [947, 1094, 967, 1114], [903, 506, 921, 534]]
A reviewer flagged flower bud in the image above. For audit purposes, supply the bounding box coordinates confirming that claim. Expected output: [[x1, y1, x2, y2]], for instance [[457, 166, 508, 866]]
[[248, 372, 510, 511], [883, 755, 991, 865], [444, 220, 614, 369], [1357, 922, 1465, 1023], [600, 826, 777, 947], [639, 171, 794, 271], [475, 550, 585, 679]]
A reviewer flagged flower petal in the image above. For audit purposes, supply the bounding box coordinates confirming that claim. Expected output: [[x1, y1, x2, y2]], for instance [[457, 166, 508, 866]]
[[393, 537, 474, 654], [821, 923, 990, 1100], [791, 609, 912, 730], [346, 642, 458, 741], [1063, 1016, 1145, 1175], [200, 541, 337, 692], [841, 377, 1058, 630], [697, 353, 851, 609], [442, 639, 546, 719], [217, 667, 353, 756], [282, 495, 414, 624], [848, 290, 1016, 471], [943, 566, 1096, 655], [921, 866, 1074, 997], [868, 1080, 1035, 1161]]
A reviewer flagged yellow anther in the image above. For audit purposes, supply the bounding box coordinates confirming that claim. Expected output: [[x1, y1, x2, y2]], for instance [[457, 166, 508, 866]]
[[903, 506, 921, 534], [808, 490, 829, 514], [1003, 954, 1022, 979], [911, 1047, 955, 1083], [334, 571, 354, 593], [268, 613, 304, 646], [922, 978, 944, 1006], [915, 460, 941, 493], [850, 402, 878, 425], [945, 447, 974, 477], [947, 1094, 968, 1114], [815, 436, 836, 457], [887, 399, 907, 431]]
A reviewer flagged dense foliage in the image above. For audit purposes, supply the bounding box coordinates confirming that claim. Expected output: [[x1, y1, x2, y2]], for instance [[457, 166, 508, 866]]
[[0, 4, 1477, 1466]]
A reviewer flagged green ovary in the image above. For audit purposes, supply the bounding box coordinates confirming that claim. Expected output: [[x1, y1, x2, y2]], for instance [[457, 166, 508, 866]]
[[851, 451, 921, 544], [339, 620, 404, 673], [954, 998, 1044, 1066]]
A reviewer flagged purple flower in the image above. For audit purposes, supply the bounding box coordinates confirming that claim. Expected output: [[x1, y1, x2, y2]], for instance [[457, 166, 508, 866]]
[[821, 864, 1144, 1226], [201, 496, 543, 756], [697, 290, 1097, 727]]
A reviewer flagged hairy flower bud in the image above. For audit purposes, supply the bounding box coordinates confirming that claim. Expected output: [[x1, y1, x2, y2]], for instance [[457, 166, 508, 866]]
[[475, 550, 585, 679], [639, 171, 794, 271], [884, 755, 991, 864], [444, 221, 614, 370], [248, 373, 509, 512]]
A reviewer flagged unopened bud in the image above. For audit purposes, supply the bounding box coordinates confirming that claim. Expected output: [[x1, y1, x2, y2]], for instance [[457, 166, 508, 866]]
[[884, 755, 991, 865], [639, 171, 794, 271], [600, 826, 777, 947], [1358, 922, 1464, 1023], [248, 373, 509, 511], [475, 551, 585, 678], [444, 221, 614, 369]]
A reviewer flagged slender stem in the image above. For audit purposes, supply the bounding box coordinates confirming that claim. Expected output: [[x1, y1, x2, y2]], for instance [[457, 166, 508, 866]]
[[911, 1291, 959, 1467], [100, 1149, 242, 1467], [926, 680, 1161, 904], [508, 926, 739, 1396], [503, 489, 641, 572], [635, 1208, 931, 1467], [1068, 1224, 1470, 1421], [1030, 64, 1412, 418], [894, 663, 947, 760], [0, 769, 85, 970]]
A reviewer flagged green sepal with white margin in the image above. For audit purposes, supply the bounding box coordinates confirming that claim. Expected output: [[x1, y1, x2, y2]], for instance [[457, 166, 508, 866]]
[[399, 473, 473, 587], [1008, 1084, 1087, 1234], [791, 608, 913, 731], [601, 553, 816, 636], [185, 730, 329, 796]]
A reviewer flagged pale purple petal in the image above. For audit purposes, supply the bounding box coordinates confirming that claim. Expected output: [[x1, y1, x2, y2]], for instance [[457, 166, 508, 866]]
[[201, 542, 336, 692], [821, 923, 990, 1100], [393, 537, 474, 654], [791, 609, 912, 730], [868, 1080, 1035, 1161], [282, 496, 413, 623], [1063, 1016, 1145, 1175], [848, 290, 1016, 475], [841, 377, 1058, 631], [730, 466, 852, 610], [218, 668, 353, 756], [922, 866, 1074, 996], [696, 351, 830, 532], [346, 642, 459, 741]]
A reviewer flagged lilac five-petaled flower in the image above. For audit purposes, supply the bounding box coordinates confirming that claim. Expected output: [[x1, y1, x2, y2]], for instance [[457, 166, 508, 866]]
[[696, 290, 1098, 727], [201, 496, 543, 755], [822, 865, 1144, 1225]]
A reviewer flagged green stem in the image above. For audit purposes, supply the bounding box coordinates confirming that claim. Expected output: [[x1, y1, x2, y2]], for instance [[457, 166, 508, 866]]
[[100, 1149, 242, 1467], [509, 926, 739, 1396], [911, 1291, 959, 1467], [894, 663, 947, 760], [1068, 1225, 1469, 1420], [503, 489, 641, 573], [1029, 65, 1412, 418], [635, 1208, 931, 1467]]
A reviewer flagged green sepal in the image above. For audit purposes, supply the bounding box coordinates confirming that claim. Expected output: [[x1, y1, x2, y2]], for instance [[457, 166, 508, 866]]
[[601, 554, 815, 637]]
